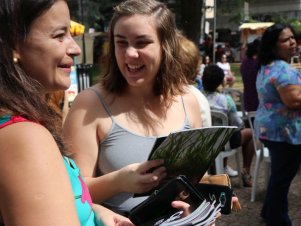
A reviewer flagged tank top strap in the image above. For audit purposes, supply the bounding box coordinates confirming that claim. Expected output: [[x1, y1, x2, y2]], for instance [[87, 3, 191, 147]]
[[180, 96, 190, 128], [180, 96, 187, 117], [88, 88, 114, 122], [0, 115, 30, 129]]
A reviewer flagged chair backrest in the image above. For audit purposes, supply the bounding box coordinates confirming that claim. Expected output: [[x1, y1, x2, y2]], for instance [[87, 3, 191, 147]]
[[247, 111, 264, 152], [211, 110, 231, 150], [211, 110, 242, 180], [223, 88, 246, 118], [211, 110, 228, 126], [247, 111, 256, 130]]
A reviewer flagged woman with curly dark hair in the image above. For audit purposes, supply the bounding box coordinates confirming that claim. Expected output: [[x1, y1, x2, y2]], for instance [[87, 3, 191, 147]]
[[0, 0, 133, 225], [255, 23, 301, 226]]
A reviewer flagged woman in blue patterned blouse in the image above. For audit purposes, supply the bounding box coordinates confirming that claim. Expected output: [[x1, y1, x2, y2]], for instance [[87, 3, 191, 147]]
[[255, 23, 301, 226]]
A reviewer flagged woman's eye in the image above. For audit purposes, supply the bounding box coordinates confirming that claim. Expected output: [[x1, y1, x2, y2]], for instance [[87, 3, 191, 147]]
[[115, 40, 128, 47], [135, 41, 150, 49], [54, 33, 66, 41]]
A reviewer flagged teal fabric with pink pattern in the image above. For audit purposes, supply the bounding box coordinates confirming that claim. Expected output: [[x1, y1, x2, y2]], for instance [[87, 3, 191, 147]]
[[0, 115, 28, 128], [63, 157, 103, 225]]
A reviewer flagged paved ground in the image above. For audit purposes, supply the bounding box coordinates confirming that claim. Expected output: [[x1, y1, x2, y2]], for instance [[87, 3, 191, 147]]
[[216, 154, 301, 226]]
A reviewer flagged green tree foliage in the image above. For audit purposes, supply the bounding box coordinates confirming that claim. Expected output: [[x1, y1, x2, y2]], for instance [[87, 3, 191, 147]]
[[178, 0, 203, 45], [273, 18, 301, 37], [97, 0, 121, 31], [72, 0, 249, 47], [69, 0, 121, 31], [69, 0, 205, 45]]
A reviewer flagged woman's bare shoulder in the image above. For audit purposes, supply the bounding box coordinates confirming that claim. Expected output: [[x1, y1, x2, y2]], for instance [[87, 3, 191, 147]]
[[63, 84, 113, 141], [0, 122, 81, 226], [0, 122, 64, 189], [67, 84, 112, 118], [0, 122, 59, 160], [183, 87, 200, 106], [72, 84, 103, 106]]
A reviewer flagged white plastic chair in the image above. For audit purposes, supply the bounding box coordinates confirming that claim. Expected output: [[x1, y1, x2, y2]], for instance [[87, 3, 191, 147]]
[[223, 88, 246, 120], [247, 111, 271, 202], [211, 110, 241, 187]]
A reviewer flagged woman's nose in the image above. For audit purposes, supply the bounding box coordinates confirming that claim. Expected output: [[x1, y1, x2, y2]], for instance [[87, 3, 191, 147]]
[[67, 37, 81, 57], [291, 38, 297, 46], [125, 46, 139, 58]]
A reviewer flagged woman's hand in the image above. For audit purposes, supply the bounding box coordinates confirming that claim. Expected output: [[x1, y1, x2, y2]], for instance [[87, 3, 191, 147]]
[[232, 196, 238, 204], [171, 200, 191, 217], [92, 204, 134, 226], [171, 200, 221, 226], [117, 159, 167, 194]]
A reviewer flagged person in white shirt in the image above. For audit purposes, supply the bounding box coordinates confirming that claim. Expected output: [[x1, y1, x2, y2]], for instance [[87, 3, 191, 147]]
[[217, 54, 235, 87], [178, 33, 212, 127]]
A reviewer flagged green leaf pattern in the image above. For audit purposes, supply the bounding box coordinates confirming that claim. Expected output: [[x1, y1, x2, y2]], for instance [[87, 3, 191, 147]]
[[149, 127, 236, 183]]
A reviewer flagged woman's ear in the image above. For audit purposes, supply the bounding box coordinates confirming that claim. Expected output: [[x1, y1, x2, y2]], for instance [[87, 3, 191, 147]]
[[13, 49, 21, 63], [13, 49, 21, 59]]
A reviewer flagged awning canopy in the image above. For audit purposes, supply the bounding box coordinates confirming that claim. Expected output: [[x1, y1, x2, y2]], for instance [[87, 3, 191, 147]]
[[70, 20, 85, 36], [239, 22, 274, 45], [239, 22, 274, 30]]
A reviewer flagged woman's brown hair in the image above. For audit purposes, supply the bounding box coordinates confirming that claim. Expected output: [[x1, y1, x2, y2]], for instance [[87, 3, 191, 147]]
[[101, 0, 189, 100], [178, 34, 202, 83]]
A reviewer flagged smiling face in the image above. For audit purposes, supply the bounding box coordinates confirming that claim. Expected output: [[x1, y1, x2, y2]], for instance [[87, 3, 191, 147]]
[[205, 56, 210, 65], [15, 0, 81, 93], [221, 54, 227, 63], [276, 28, 297, 61], [113, 14, 162, 88]]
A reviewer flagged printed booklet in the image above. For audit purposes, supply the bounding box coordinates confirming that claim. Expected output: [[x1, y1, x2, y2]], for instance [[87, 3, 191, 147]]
[[148, 126, 237, 189], [154, 200, 221, 226]]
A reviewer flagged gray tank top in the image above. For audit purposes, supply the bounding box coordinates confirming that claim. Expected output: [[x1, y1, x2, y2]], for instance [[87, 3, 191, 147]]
[[89, 88, 191, 214]]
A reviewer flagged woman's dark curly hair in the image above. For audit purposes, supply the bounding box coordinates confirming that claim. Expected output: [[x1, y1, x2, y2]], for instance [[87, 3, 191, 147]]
[[202, 65, 225, 92], [258, 23, 295, 66]]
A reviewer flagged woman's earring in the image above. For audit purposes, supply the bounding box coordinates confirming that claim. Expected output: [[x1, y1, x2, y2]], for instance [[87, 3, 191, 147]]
[[13, 57, 18, 64]]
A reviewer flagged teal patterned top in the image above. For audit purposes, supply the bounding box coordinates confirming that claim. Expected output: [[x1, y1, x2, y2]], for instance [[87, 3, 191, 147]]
[[254, 60, 301, 144]]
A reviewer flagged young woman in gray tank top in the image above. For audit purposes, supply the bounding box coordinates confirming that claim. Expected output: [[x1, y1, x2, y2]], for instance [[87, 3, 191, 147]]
[[63, 0, 203, 217]]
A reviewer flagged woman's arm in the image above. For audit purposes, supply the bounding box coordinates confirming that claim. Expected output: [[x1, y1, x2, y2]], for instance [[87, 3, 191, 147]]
[[0, 122, 81, 226], [63, 90, 123, 202], [227, 63, 233, 77], [278, 84, 301, 109]]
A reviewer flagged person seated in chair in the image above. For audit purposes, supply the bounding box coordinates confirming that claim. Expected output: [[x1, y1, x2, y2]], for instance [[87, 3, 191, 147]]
[[202, 65, 254, 187], [217, 54, 235, 87]]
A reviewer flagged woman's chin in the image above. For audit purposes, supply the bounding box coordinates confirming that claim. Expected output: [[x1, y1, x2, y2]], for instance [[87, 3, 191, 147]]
[[58, 79, 71, 90], [126, 77, 146, 86], [48, 82, 71, 93]]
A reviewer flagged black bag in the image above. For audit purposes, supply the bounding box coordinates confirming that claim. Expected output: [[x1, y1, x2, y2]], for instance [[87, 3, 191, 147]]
[[195, 183, 233, 215], [198, 174, 241, 214], [129, 175, 204, 226]]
